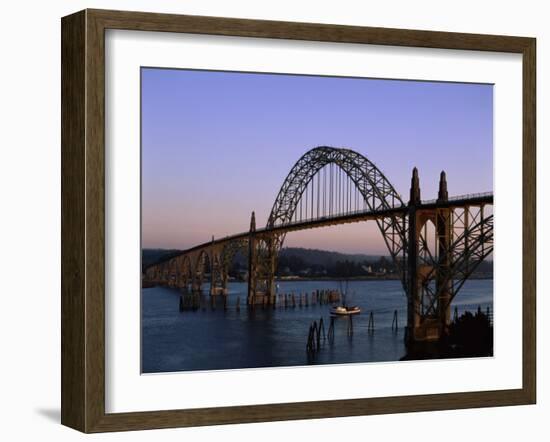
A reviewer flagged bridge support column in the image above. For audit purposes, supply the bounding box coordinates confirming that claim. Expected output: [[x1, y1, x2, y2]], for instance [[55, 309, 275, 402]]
[[191, 277, 201, 293], [406, 167, 422, 346], [192, 254, 202, 293], [406, 169, 453, 347], [247, 211, 258, 304], [209, 237, 216, 296], [209, 279, 216, 296], [436, 171, 452, 336], [221, 270, 229, 295], [265, 236, 277, 301]]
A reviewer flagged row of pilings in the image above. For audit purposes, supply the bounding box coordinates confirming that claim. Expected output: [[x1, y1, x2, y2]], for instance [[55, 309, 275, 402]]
[[306, 310, 402, 356], [274, 289, 341, 308], [178, 289, 342, 312], [305, 315, 362, 356], [177, 291, 402, 345], [177, 290, 400, 339]]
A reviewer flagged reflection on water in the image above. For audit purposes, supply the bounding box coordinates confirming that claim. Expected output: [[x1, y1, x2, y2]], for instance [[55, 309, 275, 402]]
[[141, 279, 493, 373]]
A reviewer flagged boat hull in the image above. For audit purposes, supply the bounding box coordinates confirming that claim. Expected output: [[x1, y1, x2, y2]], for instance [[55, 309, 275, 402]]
[[330, 307, 361, 316]]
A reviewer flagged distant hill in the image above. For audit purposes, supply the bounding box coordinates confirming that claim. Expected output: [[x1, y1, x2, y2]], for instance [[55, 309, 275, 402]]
[[279, 247, 383, 267], [142, 246, 492, 277], [142, 249, 182, 271], [142, 247, 387, 271]]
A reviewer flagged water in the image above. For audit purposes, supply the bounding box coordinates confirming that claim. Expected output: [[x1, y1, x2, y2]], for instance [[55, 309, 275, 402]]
[[142, 279, 493, 373]]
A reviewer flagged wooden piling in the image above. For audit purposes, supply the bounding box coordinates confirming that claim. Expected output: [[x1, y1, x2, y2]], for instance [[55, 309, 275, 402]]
[[306, 324, 315, 352], [314, 321, 321, 348], [328, 317, 335, 342], [368, 311, 375, 332]]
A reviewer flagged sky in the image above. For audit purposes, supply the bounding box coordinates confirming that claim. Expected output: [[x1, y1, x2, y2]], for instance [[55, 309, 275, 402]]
[[141, 68, 493, 254]]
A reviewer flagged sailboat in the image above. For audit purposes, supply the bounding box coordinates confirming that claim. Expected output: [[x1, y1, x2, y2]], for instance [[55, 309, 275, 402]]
[[330, 280, 361, 316], [330, 305, 361, 316]]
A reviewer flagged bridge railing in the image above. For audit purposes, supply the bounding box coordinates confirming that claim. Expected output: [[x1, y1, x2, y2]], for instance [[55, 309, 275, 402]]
[[421, 191, 493, 206]]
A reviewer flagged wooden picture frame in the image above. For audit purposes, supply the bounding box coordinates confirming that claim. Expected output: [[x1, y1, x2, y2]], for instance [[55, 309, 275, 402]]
[[61, 8, 536, 433]]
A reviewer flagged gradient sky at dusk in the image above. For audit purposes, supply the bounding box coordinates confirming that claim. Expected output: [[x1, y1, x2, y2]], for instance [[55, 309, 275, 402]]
[[141, 68, 493, 254]]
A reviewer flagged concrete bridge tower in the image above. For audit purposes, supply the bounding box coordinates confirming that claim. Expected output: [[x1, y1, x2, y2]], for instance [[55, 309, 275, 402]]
[[406, 168, 453, 346], [436, 171, 452, 335], [406, 167, 422, 344]]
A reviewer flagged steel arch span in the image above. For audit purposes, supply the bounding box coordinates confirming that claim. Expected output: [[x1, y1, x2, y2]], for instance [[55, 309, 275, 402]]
[[265, 146, 408, 284]]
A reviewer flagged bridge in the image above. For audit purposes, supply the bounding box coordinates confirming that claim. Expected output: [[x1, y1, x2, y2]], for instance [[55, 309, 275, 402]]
[[144, 146, 493, 345]]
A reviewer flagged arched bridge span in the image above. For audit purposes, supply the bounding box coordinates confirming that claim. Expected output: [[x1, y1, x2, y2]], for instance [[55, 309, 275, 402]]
[[144, 146, 493, 344]]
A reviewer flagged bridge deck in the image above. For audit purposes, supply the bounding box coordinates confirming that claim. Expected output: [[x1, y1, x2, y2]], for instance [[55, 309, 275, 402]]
[[148, 192, 493, 268]]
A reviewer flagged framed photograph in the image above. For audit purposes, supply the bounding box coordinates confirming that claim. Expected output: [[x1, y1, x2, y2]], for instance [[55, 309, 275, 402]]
[[61, 9, 536, 433]]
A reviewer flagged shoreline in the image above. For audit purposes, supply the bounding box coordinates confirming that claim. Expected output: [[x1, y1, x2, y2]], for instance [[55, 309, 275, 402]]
[[235, 275, 494, 283]]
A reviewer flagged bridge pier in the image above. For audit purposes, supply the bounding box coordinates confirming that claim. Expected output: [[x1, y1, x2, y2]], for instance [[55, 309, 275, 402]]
[[436, 172, 452, 337], [406, 168, 453, 345], [209, 236, 217, 296], [220, 271, 229, 295], [246, 211, 278, 305], [406, 167, 422, 344], [247, 211, 258, 304], [191, 278, 202, 293], [265, 237, 277, 300]]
